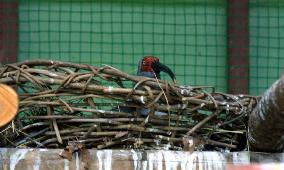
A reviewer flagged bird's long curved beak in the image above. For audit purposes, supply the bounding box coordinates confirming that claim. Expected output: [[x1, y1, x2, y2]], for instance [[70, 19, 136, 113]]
[[153, 62, 176, 84]]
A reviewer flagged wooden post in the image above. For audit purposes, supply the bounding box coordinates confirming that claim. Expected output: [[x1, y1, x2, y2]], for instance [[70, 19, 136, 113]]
[[227, 0, 249, 94], [0, 1, 18, 65]]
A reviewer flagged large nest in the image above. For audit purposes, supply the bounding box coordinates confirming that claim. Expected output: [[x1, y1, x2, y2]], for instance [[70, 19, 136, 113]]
[[0, 60, 257, 151]]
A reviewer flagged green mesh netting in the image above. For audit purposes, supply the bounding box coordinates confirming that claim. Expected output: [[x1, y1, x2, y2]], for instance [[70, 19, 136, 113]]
[[249, 0, 284, 95], [1, 0, 283, 95], [18, 0, 227, 91]]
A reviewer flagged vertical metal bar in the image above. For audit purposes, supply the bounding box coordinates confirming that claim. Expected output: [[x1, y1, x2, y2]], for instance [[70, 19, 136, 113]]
[[227, 0, 249, 94], [0, 1, 18, 64]]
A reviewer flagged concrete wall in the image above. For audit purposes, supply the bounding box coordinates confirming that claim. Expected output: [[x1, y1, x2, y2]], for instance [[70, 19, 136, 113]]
[[2, 148, 284, 170]]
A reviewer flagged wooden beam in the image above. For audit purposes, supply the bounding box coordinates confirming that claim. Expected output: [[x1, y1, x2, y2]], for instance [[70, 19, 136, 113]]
[[0, 1, 18, 65], [227, 0, 249, 94]]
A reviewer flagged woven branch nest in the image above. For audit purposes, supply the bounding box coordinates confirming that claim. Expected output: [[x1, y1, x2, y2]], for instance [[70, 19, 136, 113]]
[[0, 60, 257, 151]]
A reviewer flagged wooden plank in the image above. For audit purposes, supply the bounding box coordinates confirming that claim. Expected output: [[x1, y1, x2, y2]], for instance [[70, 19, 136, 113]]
[[227, 0, 249, 94], [0, 1, 18, 65]]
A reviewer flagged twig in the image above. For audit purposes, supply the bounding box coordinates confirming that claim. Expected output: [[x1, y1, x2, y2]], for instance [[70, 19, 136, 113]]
[[186, 109, 221, 135]]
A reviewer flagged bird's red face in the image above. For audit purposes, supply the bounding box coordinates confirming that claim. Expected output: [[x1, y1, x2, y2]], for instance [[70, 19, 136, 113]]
[[141, 56, 159, 72]]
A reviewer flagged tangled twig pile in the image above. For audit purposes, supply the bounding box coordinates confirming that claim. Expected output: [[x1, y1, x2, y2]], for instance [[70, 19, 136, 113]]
[[0, 60, 257, 151]]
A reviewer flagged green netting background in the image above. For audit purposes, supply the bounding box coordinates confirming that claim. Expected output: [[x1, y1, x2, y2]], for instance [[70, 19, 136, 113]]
[[4, 0, 284, 95], [249, 0, 284, 95], [18, 0, 228, 91]]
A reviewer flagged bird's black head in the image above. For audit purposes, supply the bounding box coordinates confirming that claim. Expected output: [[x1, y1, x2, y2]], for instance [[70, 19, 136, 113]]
[[137, 56, 176, 83]]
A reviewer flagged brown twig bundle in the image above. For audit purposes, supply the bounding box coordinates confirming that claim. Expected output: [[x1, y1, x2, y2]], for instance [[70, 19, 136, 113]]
[[0, 60, 257, 151]]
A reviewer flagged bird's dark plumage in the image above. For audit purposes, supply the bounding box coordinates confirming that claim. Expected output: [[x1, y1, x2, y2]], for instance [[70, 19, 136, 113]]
[[112, 56, 176, 116], [136, 56, 176, 116]]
